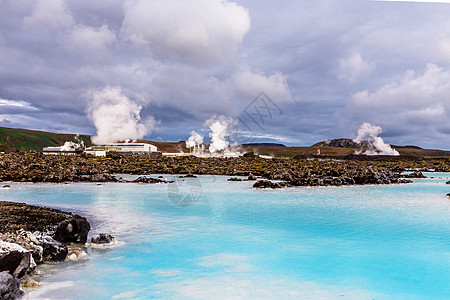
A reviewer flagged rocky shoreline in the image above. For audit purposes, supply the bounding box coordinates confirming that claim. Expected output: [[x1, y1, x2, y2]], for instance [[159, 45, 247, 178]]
[[0, 201, 114, 299], [1, 152, 449, 188]]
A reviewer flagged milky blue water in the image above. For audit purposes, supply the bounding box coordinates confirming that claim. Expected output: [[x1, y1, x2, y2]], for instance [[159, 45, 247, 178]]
[[2, 173, 450, 299]]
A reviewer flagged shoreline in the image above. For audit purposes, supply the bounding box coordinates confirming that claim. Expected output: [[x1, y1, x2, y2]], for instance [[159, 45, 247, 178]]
[[0, 201, 95, 298], [1, 152, 449, 188]]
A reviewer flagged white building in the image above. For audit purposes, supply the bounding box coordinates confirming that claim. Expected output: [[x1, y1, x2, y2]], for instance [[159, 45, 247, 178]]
[[101, 143, 157, 153], [43, 147, 80, 156], [85, 143, 158, 156]]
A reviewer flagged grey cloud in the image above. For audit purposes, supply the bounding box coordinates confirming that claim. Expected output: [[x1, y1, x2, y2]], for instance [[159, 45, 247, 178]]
[[1, 0, 450, 148]]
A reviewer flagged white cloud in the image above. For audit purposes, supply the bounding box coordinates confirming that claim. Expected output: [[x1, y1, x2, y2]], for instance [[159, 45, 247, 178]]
[[23, 0, 74, 33], [352, 63, 450, 114], [232, 67, 291, 102], [0, 98, 38, 110], [349, 63, 450, 142], [121, 0, 251, 65], [68, 25, 116, 60], [337, 52, 375, 83]]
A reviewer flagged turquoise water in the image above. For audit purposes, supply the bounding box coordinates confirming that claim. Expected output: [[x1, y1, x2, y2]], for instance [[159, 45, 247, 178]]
[[1, 173, 450, 299]]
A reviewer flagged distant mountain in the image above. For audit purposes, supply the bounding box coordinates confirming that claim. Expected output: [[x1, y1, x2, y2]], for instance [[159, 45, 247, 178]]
[[242, 143, 286, 147]]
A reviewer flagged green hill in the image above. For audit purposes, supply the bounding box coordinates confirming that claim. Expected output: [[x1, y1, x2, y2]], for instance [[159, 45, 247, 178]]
[[0, 127, 91, 152]]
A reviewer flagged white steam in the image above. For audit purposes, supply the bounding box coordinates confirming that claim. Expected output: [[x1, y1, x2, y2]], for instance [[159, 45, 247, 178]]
[[186, 131, 204, 148], [60, 134, 84, 151], [353, 123, 399, 156], [86, 86, 155, 145], [204, 115, 236, 153]]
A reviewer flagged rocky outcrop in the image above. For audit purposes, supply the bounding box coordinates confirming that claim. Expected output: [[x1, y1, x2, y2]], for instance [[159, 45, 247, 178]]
[[133, 176, 173, 184], [405, 171, 427, 178], [54, 215, 90, 244], [1, 231, 68, 263], [0, 231, 43, 263], [228, 177, 243, 181], [34, 233, 68, 262], [0, 271, 24, 300], [0, 241, 35, 278], [0, 152, 448, 186], [0, 201, 71, 234], [179, 173, 197, 178], [90, 233, 115, 245], [253, 180, 289, 189]]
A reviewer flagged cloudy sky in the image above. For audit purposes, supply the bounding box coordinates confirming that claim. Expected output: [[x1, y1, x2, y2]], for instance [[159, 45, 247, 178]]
[[1, 0, 450, 148]]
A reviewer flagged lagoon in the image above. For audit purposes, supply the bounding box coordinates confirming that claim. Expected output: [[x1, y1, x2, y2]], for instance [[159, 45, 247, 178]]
[[2, 173, 450, 299]]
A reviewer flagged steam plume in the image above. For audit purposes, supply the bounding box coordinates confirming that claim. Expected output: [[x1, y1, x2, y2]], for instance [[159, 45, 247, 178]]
[[60, 134, 85, 151], [353, 123, 399, 156], [86, 86, 155, 145], [204, 115, 236, 153], [186, 131, 204, 148]]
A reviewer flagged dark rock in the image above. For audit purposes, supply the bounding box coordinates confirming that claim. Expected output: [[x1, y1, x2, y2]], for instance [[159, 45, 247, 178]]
[[91, 233, 115, 244], [247, 173, 256, 181], [0, 201, 71, 234], [87, 173, 117, 182], [243, 152, 258, 159], [398, 179, 413, 184], [227, 177, 243, 182], [0, 231, 43, 263], [179, 173, 197, 178], [35, 233, 68, 262], [446, 181, 450, 184], [405, 171, 426, 178], [133, 176, 172, 184], [2, 185, 10, 189], [253, 180, 288, 189], [54, 215, 90, 244], [447, 193, 450, 199], [0, 241, 35, 278], [0, 271, 24, 300]]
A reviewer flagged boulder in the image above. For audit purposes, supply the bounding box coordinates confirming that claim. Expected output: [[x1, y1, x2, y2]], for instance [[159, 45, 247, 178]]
[[405, 171, 426, 178], [253, 180, 288, 189], [0, 241, 35, 278], [247, 173, 256, 181], [0, 231, 43, 263], [0, 271, 24, 300], [446, 181, 450, 184], [133, 177, 172, 184], [65, 247, 89, 262], [54, 215, 90, 244], [446, 193, 450, 199], [87, 173, 117, 182], [227, 177, 243, 182], [179, 173, 197, 178], [34, 233, 68, 262], [91, 233, 115, 245]]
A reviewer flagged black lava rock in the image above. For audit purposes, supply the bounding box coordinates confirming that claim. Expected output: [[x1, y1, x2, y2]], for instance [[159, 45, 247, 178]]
[[54, 215, 90, 244]]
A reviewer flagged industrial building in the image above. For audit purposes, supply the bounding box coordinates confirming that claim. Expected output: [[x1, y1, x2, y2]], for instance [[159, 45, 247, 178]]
[[84, 143, 159, 156], [42, 147, 82, 156], [43, 142, 159, 157]]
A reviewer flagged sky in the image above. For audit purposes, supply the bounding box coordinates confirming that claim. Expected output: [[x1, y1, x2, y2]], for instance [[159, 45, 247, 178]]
[[1, 0, 450, 149]]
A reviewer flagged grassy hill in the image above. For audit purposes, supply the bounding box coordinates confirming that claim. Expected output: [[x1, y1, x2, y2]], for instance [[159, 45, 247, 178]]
[[0, 127, 91, 152]]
